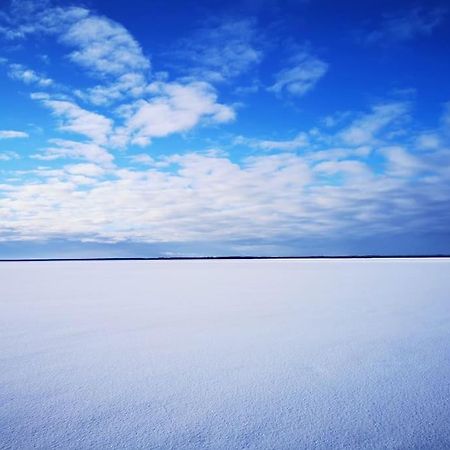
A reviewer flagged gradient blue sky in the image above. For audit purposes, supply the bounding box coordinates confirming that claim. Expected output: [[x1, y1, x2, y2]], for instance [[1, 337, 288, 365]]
[[0, 0, 449, 257]]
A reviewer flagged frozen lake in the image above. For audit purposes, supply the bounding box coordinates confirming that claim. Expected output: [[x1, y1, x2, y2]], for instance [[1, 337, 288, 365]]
[[1, 259, 449, 449]]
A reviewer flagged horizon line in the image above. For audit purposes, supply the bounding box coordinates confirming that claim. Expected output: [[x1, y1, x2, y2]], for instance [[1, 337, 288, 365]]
[[1, 255, 450, 262]]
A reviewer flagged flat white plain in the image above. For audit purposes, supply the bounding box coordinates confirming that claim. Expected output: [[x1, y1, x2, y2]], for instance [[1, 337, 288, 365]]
[[1, 259, 449, 449]]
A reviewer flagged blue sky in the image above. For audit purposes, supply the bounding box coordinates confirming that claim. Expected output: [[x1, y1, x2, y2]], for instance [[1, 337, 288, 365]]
[[0, 0, 449, 257]]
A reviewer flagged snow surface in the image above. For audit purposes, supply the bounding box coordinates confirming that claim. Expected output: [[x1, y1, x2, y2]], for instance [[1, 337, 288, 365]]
[[1, 259, 450, 449]]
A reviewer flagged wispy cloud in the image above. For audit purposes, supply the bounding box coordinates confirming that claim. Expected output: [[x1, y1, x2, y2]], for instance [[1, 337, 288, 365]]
[[1, 1, 235, 150], [170, 18, 262, 83], [1, 2, 150, 106], [0, 130, 29, 139], [236, 132, 309, 151], [364, 6, 447, 44], [339, 102, 409, 146], [32, 139, 114, 166], [268, 50, 328, 97], [36, 98, 113, 145], [75, 73, 147, 106], [61, 15, 150, 78], [442, 102, 450, 130], [7, 63, 53, 87], [128, 153, 155, 165], [379, 146, 424, 177], [0, 151, 20, 161], [0, 4, 89, 40]]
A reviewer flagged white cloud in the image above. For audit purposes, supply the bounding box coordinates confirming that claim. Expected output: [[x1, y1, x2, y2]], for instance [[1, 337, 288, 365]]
[[8, 63, 53, 87], [124, 81, 235, 146], [305, 146, 372, 162], [129, 154, 155, 165], [61, 15, 150, 78], [0, 130, 29, 139], [1, 4, 149, 88], [32, 139, 114, 166], [0, 151, 20, 161], [0, 5, 89, 40], [1, 3, 235, 150], [64, 163, 105, 177], [0, 152, 313, 242], [416, 133, 441, 150], [38, 99, 113, 144], [380, 146, 424, 176], [340, 102, 409, 146], [1, 135, 449, 243], [314, 159, 372, 182], [268, 51, 328, 97], [76, 73, 147, 106], [2, 109, 450, 244]]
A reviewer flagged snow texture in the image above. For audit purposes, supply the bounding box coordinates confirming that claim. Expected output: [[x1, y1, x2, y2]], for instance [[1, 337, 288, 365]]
[[1, 259, 449, 449]]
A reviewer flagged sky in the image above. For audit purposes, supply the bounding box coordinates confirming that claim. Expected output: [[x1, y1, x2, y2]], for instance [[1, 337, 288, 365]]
[[0, 0, 449, 257]]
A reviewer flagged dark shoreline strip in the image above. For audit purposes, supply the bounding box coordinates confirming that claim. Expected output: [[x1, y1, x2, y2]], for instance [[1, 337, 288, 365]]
[[0, 255, 449, 262]]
